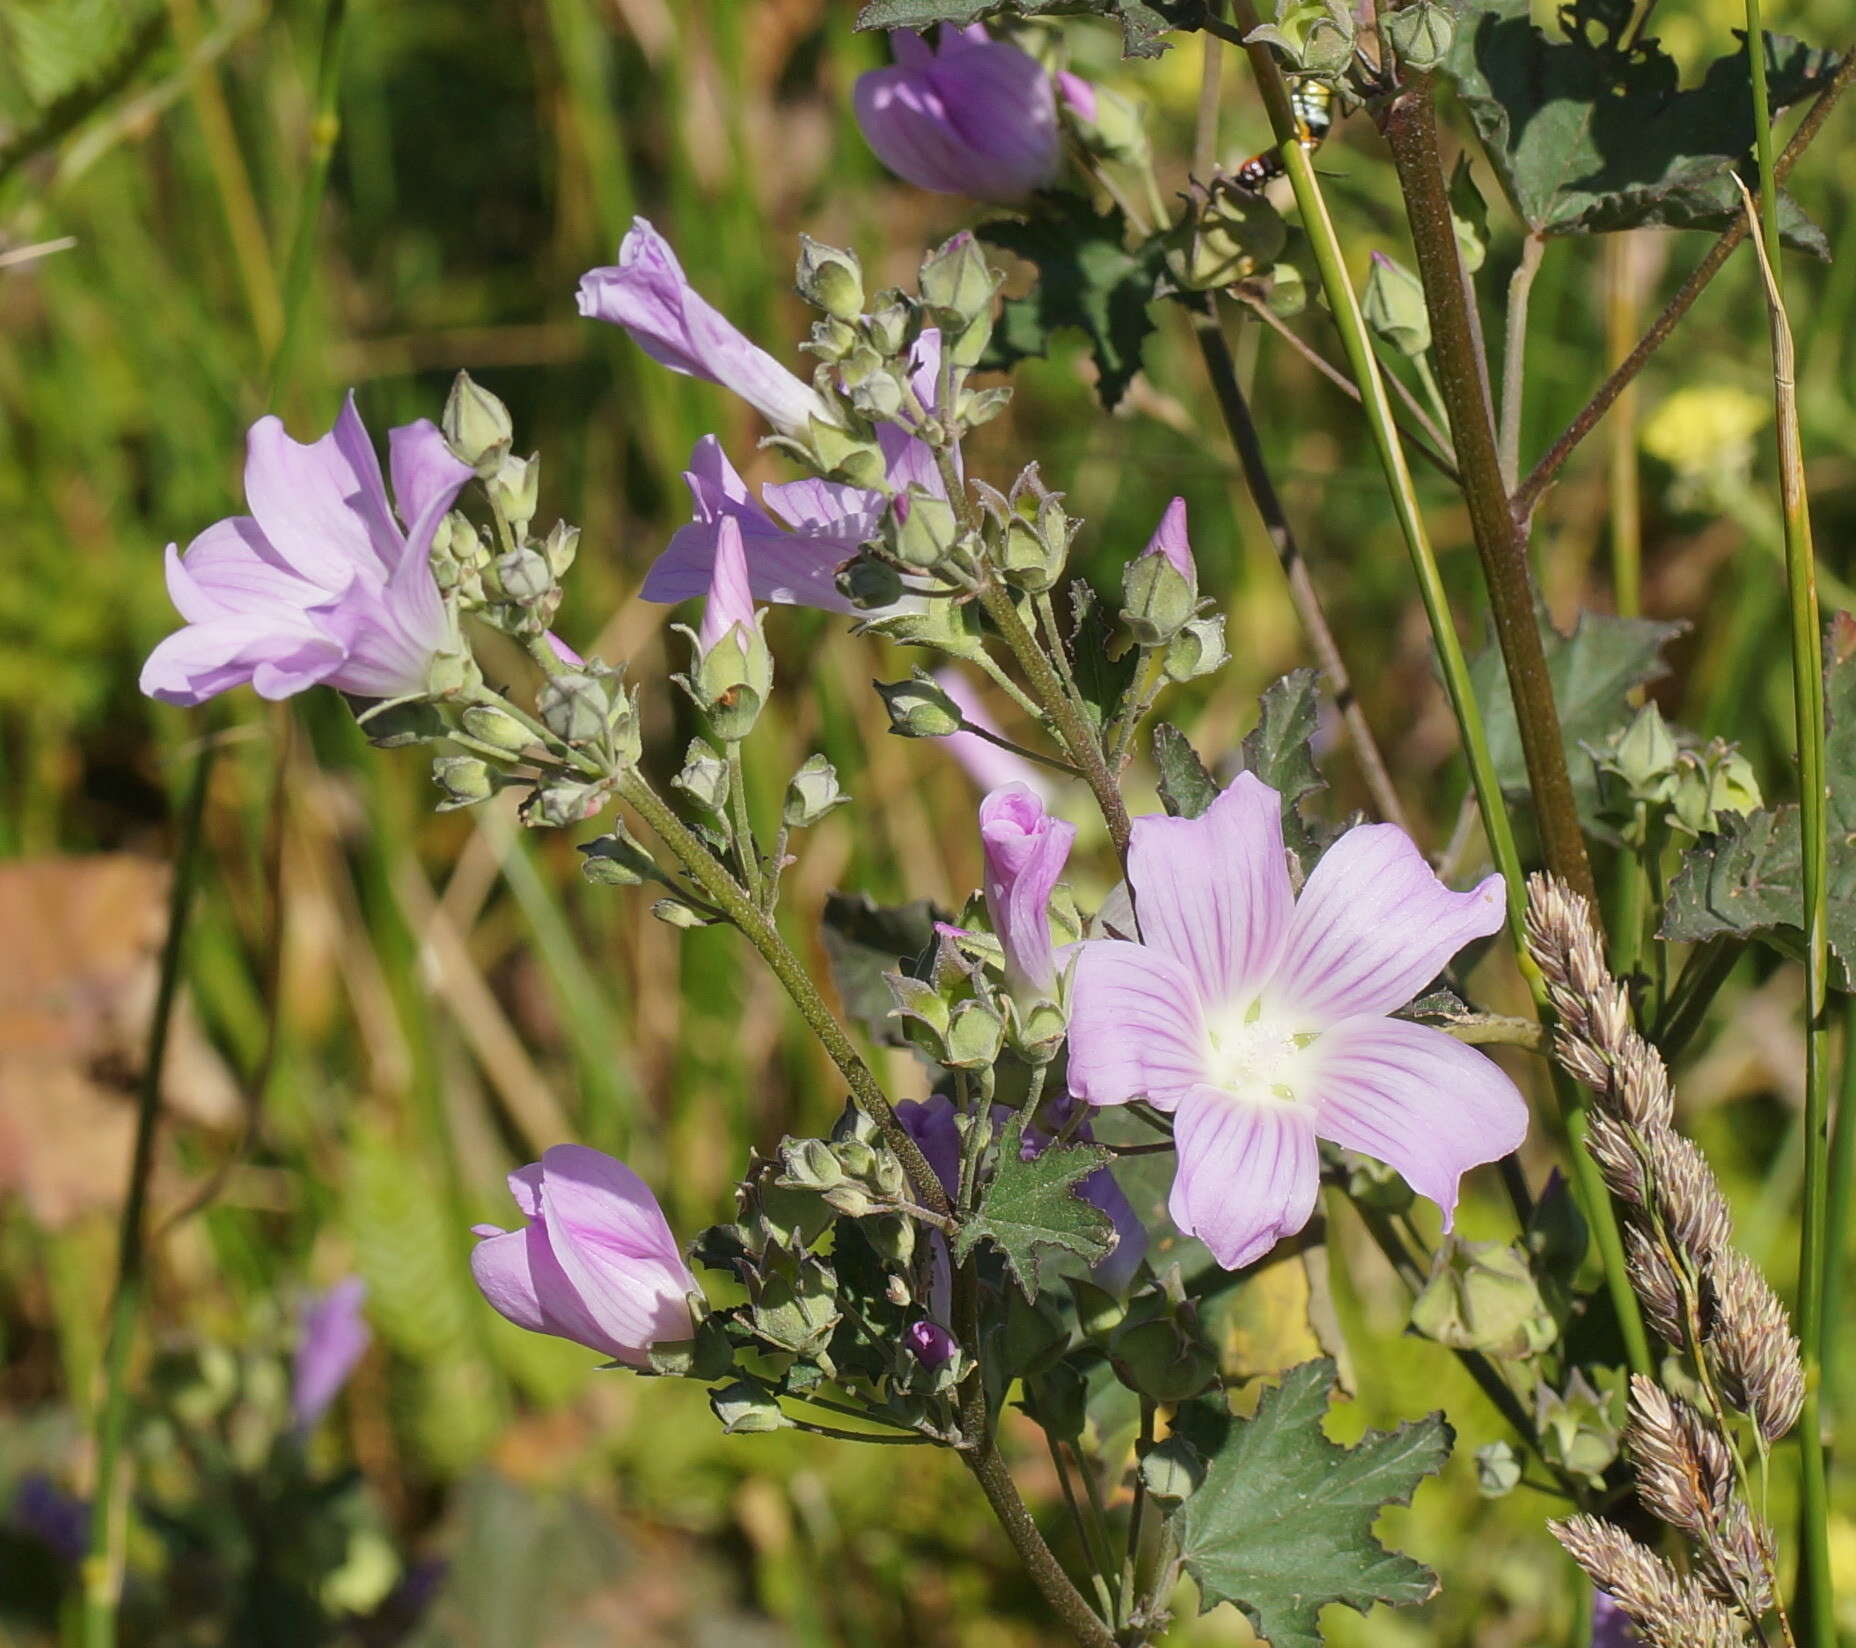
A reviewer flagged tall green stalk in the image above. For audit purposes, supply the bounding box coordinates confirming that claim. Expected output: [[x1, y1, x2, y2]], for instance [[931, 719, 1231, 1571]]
[[81, 738, 215, 1648], [1739, 16, 1835, 1624]]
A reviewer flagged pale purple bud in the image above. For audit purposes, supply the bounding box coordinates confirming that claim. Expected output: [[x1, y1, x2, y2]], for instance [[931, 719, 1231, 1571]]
[[1144, 496, 1196, 582], [577, 219, 831, 435], [854, 27, 1062, 204], [292, 1277, 371, 1433], [140, 397, 472, 707], [979, 783, 1076, 1000], [470, 1145, 699, 1367], [697, 514, 758, 654], [1057, 70, 1097, 122]]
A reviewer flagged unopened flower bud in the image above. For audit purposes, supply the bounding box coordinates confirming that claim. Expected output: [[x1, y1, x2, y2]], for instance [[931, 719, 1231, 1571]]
[[835, 1139, 878, 1180], [1301, 18, 1355, 73], [493, 547, 552, 604], [796, 235, 865, 321], [806, 315, 860, 363], [865, 294, 911, 358], [1110, 1310, 1217, 1402], [1122, 498, 1199, 645], [837, 552, 906, 611], [460, 704, 534, 755], [490, 452, 541, 528], [877, 676, 962, 739], [1164, 614, 1228, 682], [1138, 1433, 1206, 1503], [822, 1181, 879, 1218], [1013, 998, 1069, 1063], [887, 973, 951, 1042], [522, 777, 610, 829], [426, 647, 483, 699], [1383, 0, 1455, 71], [943, 997, 1005, 1069], [542, 520, 580, 577], [538, 670, 611, 745], [710, 1380, 791, 1434], [866, 1213, 916, 1265], [886, 485, 961, 570], [806, 418, 886, 489], [919, 231, 1002, 322], [840, 344, 906, 420], [433, 755, 497, 810], [673, 739, 730, 814], [442, 371, 513, 476], [1067, 1277, 1127, 1343], [999, 494, 1072, 594], [784, 753, 848, 827], [578, 831, 654, 886], [1363, 252, 1432, 359], [784, 1136, 844, 1190], [652, 897, 710, 929]]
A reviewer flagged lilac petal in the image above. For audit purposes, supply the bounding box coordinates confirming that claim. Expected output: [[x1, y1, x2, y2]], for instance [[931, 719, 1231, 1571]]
[[577, 219, 828, 434], [929, 38, 1058, 196], [854, 69, 983, 197], [761, 474, 885, 541], [1168, 1089, 1320, 1270], [506, 1162, 545, 1219], [388, 418, 474, 535], [470, 1222, 620, 1357], [1065, 939, 1209, 1110], [878, 424, 944, 497], [1082, 1164, 1148, 1292], [1274, 824, 1506, 1021], [166, 521, 315, 621], [1057, 70, 1097, 121], [979, 782, 1075, 998], [697, 514, 757, 653], [1592, 1592, 1642, 1648], [1308, 1016, 1528, 1223], [896, 1095, 962, 1197], [1127, 773, 1294, 1009], [291, 1277, 370, 1432], [139, 613, 343, 705], [242, 399, 395, 584], [1143, 496, 1194, 580]]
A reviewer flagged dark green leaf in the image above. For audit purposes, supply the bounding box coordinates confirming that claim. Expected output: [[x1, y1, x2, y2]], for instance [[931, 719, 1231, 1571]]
[[1469, 607, 1682, 822], [1446, 2, 1840, 252], [1154, 722, 1219, 819], [853, 0, 1198, 58], [955, 1117, 1116, 1295], [1239, 668, 1326, 860], [1065, 579, 1139, 731], [1168, 1360, 1451, 1647], [1663, 614, 1856, 989], [820, 893, 945, 1045], [979, 196, 1169, 409]]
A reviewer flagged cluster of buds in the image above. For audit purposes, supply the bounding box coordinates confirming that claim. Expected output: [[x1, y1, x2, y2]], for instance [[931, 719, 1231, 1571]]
[[1525, 874, 1798, 1645], [886, 928, 1010, 1074], [1590, 702, 1762, 845]]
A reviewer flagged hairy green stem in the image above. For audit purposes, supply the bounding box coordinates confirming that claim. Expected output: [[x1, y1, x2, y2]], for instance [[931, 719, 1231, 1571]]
[[1376, 78, 1598, 910], [83, 738, 216, 1648], [616, 770, 950, 1220], [1498, 234, 1545, 490]]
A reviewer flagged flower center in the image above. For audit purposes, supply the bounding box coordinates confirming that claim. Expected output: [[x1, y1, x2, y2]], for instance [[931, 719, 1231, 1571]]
[[1201, 1006, 1309, 1107]]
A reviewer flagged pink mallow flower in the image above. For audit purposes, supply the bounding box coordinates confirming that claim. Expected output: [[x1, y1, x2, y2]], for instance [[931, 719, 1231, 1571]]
[[1066, 774, 1527, 1271], [291, 1277, 370, 1433], [578, 218, 831, 437], [140, 396, 472, 706], [855, 27, 1076, 203], [470, 1145, 699, 1367], [696, 513, 758, 656], [979, 782, 1075, 1001]]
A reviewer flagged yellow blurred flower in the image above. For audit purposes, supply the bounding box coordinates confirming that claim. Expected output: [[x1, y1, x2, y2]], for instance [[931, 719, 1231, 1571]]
[[1641, 383, 1770, 478]]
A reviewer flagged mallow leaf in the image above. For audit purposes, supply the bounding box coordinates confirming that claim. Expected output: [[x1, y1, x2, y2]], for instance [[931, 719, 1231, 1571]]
[[1154, 722, 1219, 819], [979, 196, 1169, 410], [1469, 607, 1682, 823], [854, 0, 1198, 58], [820, 893, 944, 1046], [1240, 668, 1325, 844], [1446, 0, 1841, 253], [955, 1117, 1116, 1295], [1168, 1360, 1452, 1647], [1662, 612, 1856, 989]]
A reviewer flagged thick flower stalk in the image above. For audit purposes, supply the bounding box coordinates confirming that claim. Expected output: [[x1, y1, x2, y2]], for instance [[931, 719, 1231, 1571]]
[[855, 27, 1080, 203], [470, 1145, 699, 1367], [140, 396, 472, 705], [1067, 774, 1528, 1269]]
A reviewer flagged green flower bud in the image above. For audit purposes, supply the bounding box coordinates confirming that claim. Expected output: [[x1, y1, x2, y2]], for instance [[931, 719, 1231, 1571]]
[[859, 595, 989, 658], [886, 485, 961, 570], [1383, 0, 1455, 71], [840, 344, 907, 421], [1011, 997, 1068, 1063], [919, 231, 1002, 323], [877, 675, 962, 739], [865, 294, 912, 358], [442, 371, 513, 476], [955, 384, 1013, 432], [1265, 255, 1309, 317], [1301, 18, 1354, 72], [1475, 1441, 1523, 1497], [353, 696, 448, 747], [578, 831, 654, 886], [1410, 1238, 1555, 1358], [1450, 154, 1491, 275], [1138, 1433, 1207, 1504], [1164, 614, 1228, 682], [433, 755, 497, 810], [821, 1181, 879, 1218], [542, 520, 580, 577], [796, 235, 866, 321], [835, 1139, 878, 1180], [999, 494, 1072, 595], [1363, 252, 1432, 359], [695, 627, 773, 743], [865, 1212, 916, 1266], [426, 647, 483, 700], [673, 738, 730, 814], [781, 1135, 845, 1191], [490, 451, 540, 529], [1109, 1312, 1217, 1403], [709, 1380, 791, 1434], [537, 670, 611, 745], [652, 897, 710, 929], [493, 547, 552, 604], [647, 1315, 732, 1381], [886, 973, 951, 1042], [1122, 552, 1198, 647], [522, 777, 610, 829], [1067, 1277, 1128, 1343], [806, 315, 860, 363], [807, 417, 887, 489], [837, 552, 906, 611], [943, 997, 1005, 1069], [1175, 187, 1289, 291], [783, 753, 848, 827], [1612, 702, 1679, 799], [460, 703, 534, 755]]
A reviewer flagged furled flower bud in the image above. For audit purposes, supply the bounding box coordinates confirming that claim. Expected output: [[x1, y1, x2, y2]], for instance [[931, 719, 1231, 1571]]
[[442, 371, 514, 476], [854, 27, 1063, 205], [460, 704, 535, 755], [878, 675, 963, 738], [490, 451, 541, 529], [1363, 251, 1432, 358], [538, 670, 614, 745], [469, 1145, 700, 1367], [433, 754, 498, 810], [795, 235, 865, 321], [710, 1380, 793, 1433], [979, 782, 1076, 1002], [919, 230, 1003, 326], [673, 738, 731, 814], [1164, 613, 1228, 682], [493, 546, 552, 604], [692, 517, 773, 741], [1383, 0, 1455, 71], [542, 520, 580, 577], [579, 830, 655, 886], [886, 485, 962, 570], [291, 1278, 370, 1434], [783, 753, 849, 827], [1121, 497, 1199, 645]]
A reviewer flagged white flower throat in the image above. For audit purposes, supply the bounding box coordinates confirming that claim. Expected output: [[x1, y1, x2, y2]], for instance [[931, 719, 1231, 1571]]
[[1201, 1003, 1311, 1107]]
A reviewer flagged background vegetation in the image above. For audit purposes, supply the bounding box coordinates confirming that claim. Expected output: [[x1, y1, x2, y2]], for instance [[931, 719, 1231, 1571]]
[[1, 0, 1853, 1641]]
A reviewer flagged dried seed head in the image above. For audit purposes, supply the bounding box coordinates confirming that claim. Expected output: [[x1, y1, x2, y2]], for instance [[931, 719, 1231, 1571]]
[[1624, 1218, 1688, 1348], [1701, 1500, 1775, 1616], [1613, 1034, 1675, 1133], [1550, 1516, 1747, 1648], [1707, 1247, 1805, 1442], [1586, 1110, 1650, 1208], [1556, 1025, 1616, 1097], [1654, 1130, 1733, 1263], [1625, 1373, 1732, 1537]]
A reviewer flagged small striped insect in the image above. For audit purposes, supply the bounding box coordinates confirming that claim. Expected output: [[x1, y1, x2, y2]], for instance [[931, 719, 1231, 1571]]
[[1233, 79, 1337, 192]]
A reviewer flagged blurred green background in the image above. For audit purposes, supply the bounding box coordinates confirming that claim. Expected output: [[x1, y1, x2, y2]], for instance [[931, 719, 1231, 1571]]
[[1, 0, 1854, 1642]]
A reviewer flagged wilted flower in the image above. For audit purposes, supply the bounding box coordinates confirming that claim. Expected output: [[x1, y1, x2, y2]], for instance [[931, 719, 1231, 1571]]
[[855, 27, 1073, 203], [1067, 774, 1527, 1270], [578, 218, 831, 435], [470, 1145, 699, 1367], [979, 783, 1075, 1001], [140, 397, 473, 705], [292, 1276, 371, 1433]]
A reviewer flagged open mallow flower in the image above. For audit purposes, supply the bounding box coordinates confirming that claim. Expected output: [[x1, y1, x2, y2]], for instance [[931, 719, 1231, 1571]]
[[578, 218, 831, 437], [140, 396, 472, 706], [1067, 774, 1527, 1271], [470, 1145, 699, 1367], [855, 26, 1077, 204]]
